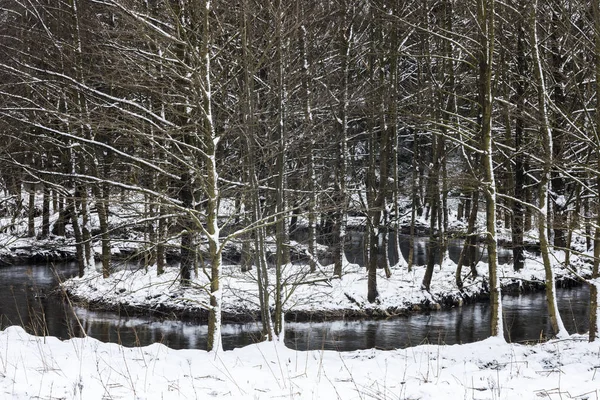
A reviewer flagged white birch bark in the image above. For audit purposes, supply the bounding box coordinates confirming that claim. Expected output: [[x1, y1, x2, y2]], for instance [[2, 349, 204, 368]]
[[530, 0, 568, 338], [200, 0, 222, 353]]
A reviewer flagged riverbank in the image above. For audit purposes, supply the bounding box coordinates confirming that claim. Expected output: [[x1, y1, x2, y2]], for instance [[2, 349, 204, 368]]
[[61, 249, 592, 327], [2, 324, 599, 400]]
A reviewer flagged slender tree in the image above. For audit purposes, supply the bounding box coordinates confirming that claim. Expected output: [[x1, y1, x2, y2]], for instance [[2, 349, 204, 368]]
[[590, 0, 600, 342], [530, 0, 568, 338], [477, 0, 503, 339]]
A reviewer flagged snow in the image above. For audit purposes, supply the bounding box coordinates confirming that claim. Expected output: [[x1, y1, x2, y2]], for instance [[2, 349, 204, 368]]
[[1, 325, 599, 399], [555, 194, 567, 209]]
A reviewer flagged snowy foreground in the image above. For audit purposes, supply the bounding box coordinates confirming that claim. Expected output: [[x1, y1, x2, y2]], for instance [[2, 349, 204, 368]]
[[1, 325, 598, 399]]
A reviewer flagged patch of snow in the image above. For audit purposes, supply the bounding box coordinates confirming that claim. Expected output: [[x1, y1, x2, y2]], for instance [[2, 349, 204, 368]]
[[1, 325, 598, 399]]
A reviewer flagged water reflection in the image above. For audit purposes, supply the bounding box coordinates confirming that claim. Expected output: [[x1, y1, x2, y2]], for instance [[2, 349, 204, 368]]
[[286, 286, 591, 351], [0, 263, 591, 352], [342, 233, 514, 267], [0, 263, 79, 338], [72, 307, 265, 350]]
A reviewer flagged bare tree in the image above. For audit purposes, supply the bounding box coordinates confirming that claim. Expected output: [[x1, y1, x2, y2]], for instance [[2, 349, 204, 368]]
[[529, 0, 568, 338], [477, 0, 503, 339]]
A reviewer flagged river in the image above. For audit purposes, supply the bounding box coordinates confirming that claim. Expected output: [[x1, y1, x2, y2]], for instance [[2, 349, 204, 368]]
[[0, 259, 590, 351]]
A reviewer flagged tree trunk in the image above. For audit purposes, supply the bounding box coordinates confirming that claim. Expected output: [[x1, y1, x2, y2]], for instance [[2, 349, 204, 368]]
[[303, 24, 318, 273], [456, 189, 480, 289], [90, 152, 111, 278], [512, 21, 527, 272], [408, 129, 419, 272], [478, 0, 503, 339], [564, 184, 582, 269], [199, 0, 223, 353], [590, 0, 600, 342], [333, 6, 352, 277], [422, 133, 444, 291], [273, 0, 288, 338], [549, 10, 567, 251], [78, 183, 94, 273], [530, 0, 567, 337], [41, 184, 50, 238], [27, 185, 35, 238], [156, 203, 166, 276], [68, 195, 86, 278], [179, 171, 194, 286]]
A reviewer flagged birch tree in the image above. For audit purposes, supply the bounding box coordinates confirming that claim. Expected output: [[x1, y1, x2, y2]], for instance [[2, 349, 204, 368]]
[[331, 0, 356, 278], [530, 0, 568, 338], [477, 0, 503, 339]]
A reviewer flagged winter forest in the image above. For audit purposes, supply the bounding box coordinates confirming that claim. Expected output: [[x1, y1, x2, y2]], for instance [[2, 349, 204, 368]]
[[2, 0, 600, 398]]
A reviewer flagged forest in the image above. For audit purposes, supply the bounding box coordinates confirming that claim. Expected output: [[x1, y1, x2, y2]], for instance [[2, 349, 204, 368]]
[[1, 0, 600, 354]]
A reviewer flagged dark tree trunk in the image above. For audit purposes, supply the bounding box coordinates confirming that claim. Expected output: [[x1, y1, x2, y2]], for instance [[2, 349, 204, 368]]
[[179, 172, 194, 286], [41, 185, 50, 238], [456, 189, 480, 289], [512, 23, 527, 271], [27, 186, 35, 238]]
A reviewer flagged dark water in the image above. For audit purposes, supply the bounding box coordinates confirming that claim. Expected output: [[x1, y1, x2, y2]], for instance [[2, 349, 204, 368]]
[[286, 286, 590, 350], [0, 261, 590, 352]]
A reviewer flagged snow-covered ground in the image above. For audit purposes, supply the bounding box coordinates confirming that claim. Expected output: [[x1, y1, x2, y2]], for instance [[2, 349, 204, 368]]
[[2, 325, 598, 399]]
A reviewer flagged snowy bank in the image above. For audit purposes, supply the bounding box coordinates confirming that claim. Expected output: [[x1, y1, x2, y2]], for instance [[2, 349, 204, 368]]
[[1, 325, 598, 399], [62, 250, 592, 323]]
